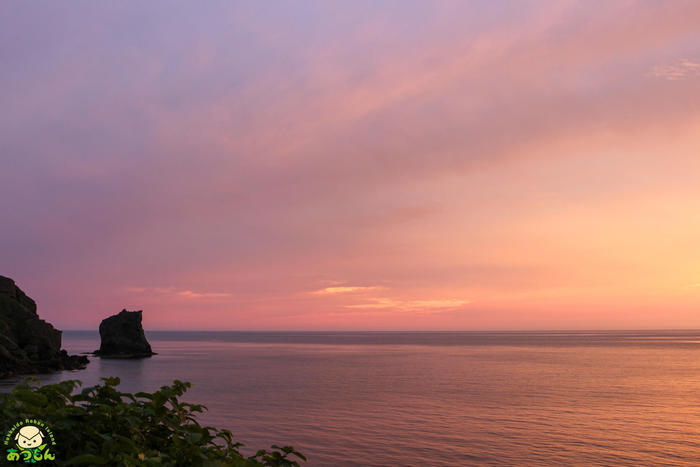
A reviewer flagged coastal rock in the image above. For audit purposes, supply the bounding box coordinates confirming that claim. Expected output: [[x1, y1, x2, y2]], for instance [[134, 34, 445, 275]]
[[0, 275, 89, 378], [95, 309, 154, 358], [0, 275, 37, 314]]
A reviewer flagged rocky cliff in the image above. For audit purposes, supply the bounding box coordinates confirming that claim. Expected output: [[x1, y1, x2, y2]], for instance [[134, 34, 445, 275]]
[[0, 275, 89, 378], [95, 309, 154, 358]]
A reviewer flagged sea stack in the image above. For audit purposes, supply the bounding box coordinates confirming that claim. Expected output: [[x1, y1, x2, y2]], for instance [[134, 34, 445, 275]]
[[95, 309, 154, 358], [0, 275, 89, 378]]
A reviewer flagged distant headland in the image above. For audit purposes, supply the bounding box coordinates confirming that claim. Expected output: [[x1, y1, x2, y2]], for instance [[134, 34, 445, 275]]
[[0, 275, 88, 378]]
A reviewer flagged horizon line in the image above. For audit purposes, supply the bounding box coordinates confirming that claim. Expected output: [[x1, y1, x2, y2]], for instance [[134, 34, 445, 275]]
[[61, 328, 700, 333]]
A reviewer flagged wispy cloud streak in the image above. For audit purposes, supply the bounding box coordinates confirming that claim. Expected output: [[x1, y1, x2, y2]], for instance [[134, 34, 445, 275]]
[[310, 286, 383, 295], [126, 286, 232, 300], [650, 59, 700, 80]]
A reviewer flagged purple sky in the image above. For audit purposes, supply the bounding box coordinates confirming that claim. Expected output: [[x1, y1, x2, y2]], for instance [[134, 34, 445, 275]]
[[2, 1, 700, 330]]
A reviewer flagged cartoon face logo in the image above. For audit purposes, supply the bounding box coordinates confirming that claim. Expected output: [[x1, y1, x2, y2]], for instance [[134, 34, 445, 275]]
[[14, 425, 44, 449]]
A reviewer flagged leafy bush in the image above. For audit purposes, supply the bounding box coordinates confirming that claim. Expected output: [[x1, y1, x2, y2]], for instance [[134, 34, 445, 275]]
[[0, 377, 305, 466]]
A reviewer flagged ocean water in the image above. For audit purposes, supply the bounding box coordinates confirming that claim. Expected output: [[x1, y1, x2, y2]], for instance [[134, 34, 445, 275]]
[[3, 330, 700, 466]]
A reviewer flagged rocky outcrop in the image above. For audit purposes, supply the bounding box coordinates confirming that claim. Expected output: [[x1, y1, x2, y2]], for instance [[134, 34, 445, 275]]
[[0, 275, 89, 378], [0, 275, 37, 314], [95, 309, 154, 358]]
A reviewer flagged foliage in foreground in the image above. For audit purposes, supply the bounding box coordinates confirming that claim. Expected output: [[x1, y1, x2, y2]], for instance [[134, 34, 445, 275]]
[[0, 377, 305, 466]]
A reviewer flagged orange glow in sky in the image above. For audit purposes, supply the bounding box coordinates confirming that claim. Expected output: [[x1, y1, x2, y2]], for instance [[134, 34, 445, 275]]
[[2, 1, 700, 330]]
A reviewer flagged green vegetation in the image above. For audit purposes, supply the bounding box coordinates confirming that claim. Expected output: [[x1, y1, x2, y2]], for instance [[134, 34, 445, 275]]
[[0, 377, 305, 466]]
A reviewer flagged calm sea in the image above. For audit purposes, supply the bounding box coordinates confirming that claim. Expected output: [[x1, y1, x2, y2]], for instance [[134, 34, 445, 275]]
[[3, 331, 700, 466]]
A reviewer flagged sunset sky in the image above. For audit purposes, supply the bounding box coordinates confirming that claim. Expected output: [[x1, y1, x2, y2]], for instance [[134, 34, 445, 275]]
[[2, 1, 700, 330]]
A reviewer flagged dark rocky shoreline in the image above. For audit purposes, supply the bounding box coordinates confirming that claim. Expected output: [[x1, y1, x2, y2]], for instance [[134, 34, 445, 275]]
[[0, 275, 88, 378]]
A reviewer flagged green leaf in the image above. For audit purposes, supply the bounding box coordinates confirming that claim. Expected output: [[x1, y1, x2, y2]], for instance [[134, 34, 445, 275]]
[[100, 376, 121, 386], [12, 388, 47, 406], [1, 377, 303, 465], [64, 454, 110, 465]]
